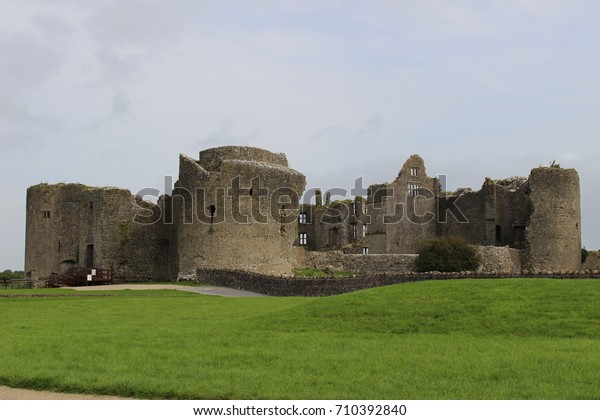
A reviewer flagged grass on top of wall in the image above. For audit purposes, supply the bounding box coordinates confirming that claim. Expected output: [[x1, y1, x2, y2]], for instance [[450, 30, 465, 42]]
[[1, 278, 600, 399]]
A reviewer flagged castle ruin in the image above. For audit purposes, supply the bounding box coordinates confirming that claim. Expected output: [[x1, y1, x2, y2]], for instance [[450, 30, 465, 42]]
[[25, 146, 582, 285]]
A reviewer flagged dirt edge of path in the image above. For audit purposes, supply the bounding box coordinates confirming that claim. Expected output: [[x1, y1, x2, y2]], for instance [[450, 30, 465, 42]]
[[0, 385, 134, 400]]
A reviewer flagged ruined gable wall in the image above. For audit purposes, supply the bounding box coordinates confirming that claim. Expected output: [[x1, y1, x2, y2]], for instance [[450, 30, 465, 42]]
[[383, 155, 438, 254], [524, 167, 581, 271]]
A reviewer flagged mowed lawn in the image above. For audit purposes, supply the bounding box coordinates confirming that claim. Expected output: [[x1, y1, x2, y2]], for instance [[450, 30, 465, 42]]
[[2, 279, 600, 399]]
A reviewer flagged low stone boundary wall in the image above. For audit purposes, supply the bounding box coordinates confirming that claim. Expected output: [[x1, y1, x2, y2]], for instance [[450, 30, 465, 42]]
[[300, 251, 418, 274], [583, 251, 600, 271], [197, 268, 600, 297], [477, 246, 523, 273], [295, 246, 523, 275]]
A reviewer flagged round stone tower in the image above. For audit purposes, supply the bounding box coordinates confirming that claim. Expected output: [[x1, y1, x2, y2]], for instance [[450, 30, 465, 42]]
[[174, 146, 306, 278], [524, 167, 581, 272]]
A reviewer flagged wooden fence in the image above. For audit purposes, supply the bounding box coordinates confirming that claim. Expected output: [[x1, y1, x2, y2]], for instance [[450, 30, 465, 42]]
[[0, 279, 33, 289]]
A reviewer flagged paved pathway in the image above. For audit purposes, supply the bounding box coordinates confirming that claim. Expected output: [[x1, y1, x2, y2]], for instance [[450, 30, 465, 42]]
[[66, 283, 267, 297]]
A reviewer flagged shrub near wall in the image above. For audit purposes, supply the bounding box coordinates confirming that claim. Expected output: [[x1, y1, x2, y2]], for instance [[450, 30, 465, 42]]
[[416, 237, 481, 273]]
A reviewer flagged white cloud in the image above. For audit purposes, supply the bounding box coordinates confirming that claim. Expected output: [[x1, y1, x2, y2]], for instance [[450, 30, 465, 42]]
[[1, 0, 600, 268]]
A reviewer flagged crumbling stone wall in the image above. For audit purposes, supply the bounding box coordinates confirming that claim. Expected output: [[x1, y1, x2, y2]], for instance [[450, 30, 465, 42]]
[[437, 177, 531, 249], [493, 178, 531, 248], [198, 146, 288, 171], [25, 148, 583, 285], [583, 251, 600, 271], [297, 246, 522, 275], [477, 246, 523, 274], [299, 250, 418, 274], [437, 188, 488, 244], [98, 191, 173, 281], [297, 196, 367, 252]]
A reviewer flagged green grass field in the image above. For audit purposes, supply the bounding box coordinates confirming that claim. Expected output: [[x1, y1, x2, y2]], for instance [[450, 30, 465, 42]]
[[1, 279, 600, 399]]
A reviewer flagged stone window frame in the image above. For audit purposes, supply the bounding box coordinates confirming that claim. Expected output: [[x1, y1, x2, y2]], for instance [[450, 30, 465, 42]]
[[362, 247, 369, 255], [410, 167, 419, 177], [299, 232, 307, 246], [408, 183, 420, 197], [362, 224, 368, 237], [41, 211, 51, 219], [298, 212, 308, 224]]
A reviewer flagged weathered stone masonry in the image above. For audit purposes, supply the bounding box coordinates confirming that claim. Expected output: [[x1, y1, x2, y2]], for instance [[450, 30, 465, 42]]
[[26, 146, 306, 282], [173, 147, 305, 278], [25, 183, 171, 286], [25, 146, 582, 284]]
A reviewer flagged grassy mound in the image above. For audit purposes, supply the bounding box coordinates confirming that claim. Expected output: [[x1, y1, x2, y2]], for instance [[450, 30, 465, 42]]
[[1, 279, 600, 399]]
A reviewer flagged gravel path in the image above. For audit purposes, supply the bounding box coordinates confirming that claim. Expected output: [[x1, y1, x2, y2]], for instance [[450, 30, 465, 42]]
[[0, 385, 132, 400], [66, 283, 267, 297], [2, 283, 265, 400]]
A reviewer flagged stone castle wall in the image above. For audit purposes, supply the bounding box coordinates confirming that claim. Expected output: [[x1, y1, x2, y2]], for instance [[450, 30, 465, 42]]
[[297, 198, 368, 252], [25, 147, 583, 286], [494, 179, 531, 248], [25, 183, 171, 282], [437, 188, 488, 245], [437, 178, 532, 249]]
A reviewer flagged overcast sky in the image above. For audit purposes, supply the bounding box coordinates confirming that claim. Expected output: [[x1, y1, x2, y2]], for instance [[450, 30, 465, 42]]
[[1, 0, 599, 269]]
